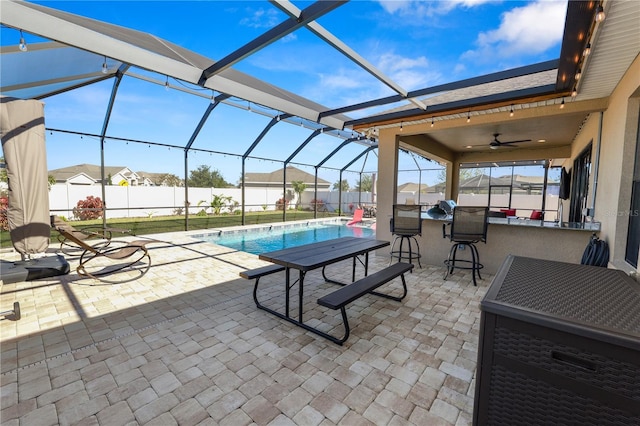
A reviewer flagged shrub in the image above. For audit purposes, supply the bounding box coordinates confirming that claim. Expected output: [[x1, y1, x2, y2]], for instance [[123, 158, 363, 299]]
[[73, 196, 104, 220], [275, 198, 289, 211], [0, 196, 8, 231]]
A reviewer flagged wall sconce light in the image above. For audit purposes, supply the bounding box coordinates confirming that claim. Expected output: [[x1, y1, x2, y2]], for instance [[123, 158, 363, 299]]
[[19, 30, 27, 52], [466, 111, 471, 123], [571, 88, 578, 98], [575, 68, 582, 81], [583, 43, 591, 57], [164, 76, 170, 91], [430, 117, 434, 128], [101, 56, 109, 74], [509, 105, 514, 117], [560, 98, 565, 109], [400, 121, 403, 132], [595, 4, 605, 23]]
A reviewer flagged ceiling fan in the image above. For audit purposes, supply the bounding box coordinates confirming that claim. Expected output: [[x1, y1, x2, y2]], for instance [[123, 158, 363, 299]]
[[489, 133, 532, 149]]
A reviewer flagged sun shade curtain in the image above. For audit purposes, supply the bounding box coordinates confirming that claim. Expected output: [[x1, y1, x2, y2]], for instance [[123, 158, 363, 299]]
[[0, 96, 50, 256]]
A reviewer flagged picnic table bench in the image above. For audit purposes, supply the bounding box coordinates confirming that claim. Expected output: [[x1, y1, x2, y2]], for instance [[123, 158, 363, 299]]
[[240, 264, 286, 306], [317, 261, 412, 344]]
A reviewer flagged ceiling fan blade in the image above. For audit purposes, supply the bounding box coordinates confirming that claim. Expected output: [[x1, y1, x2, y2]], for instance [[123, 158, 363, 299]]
[[501, 139, 532, 145], [486, 134, 532, 149]]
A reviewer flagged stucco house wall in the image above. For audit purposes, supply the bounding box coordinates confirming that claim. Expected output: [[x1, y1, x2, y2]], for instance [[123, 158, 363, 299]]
[[585, 54, 640, 272]]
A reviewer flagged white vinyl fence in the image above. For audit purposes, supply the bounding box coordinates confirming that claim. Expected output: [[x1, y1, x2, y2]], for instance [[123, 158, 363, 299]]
[[49, 184, 555, 221], [49, 184, 374, 220]]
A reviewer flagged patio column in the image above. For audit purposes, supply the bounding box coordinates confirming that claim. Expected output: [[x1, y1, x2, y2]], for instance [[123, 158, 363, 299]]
[[448, 161, 460, 202], [376, 128, 399, 241]]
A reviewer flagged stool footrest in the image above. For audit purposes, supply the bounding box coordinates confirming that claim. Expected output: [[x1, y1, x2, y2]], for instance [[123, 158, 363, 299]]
[[444, 242, 483, 286], [389, 235, 422, 268]]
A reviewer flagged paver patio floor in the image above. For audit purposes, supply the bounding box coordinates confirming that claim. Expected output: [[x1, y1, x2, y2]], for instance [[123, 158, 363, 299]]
[[1, 231, 490, 425]]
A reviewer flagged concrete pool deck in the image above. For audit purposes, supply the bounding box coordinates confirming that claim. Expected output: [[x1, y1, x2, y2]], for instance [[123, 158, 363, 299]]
[[1, 230, 490, 425]]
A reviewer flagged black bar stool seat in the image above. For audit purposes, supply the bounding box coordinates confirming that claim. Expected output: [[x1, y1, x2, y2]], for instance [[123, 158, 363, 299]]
[[442, 206, 489, 286], [390, 204, 422, 268]]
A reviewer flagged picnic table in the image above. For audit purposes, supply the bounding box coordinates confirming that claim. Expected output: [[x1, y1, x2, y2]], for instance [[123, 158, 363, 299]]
[[246, 237, 411, 344]]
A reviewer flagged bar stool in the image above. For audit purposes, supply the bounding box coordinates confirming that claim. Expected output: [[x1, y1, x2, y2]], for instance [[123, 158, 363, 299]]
[[390, 204, 422, 268], [442, 206, 488, 286]]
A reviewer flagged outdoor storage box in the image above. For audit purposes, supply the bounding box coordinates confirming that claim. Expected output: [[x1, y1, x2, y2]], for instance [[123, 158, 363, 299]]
[[473, 255, 640, 425]]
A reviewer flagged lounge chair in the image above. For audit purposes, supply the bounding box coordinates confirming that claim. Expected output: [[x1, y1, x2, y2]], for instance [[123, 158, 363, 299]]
[[51, 217, 152, 282], [51, 215, 129, 254], [346, 208, 364, 226]]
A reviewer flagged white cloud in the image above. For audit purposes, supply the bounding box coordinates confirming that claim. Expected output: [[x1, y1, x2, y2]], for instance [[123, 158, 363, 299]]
[[376, 0, 494, 17], [376, 52, 442, 91], [305, 50, 442, 108], [378, 53, 429, 74], [462, 0, 567, 61], [319, 71, 364, 90], [281, 33, 298, 43], [239, 8, 280, 29]]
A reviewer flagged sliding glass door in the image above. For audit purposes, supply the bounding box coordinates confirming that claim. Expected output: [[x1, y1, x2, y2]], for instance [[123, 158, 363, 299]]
[[569, 144, 592, 223], [625, 116, 640, 267]]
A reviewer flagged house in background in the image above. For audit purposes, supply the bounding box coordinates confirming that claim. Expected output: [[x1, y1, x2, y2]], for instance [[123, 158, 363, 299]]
[[136, 171, 183, 187], [243, 166, 330, 190], [458, 174, 552, 194], [50, 164, 143, 186], [397, 182, 431, 194]]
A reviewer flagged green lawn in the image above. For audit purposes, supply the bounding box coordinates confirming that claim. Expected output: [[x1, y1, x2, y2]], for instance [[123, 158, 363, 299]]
[[0, 211, 339, 249]]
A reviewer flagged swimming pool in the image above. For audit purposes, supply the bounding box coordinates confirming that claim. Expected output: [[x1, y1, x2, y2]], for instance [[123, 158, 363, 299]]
[[194, 220, 375, 254]]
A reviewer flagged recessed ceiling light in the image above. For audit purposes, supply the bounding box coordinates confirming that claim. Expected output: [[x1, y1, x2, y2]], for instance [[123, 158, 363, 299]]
[[466, 145, 473, 149], [537, 139, 546, 143]]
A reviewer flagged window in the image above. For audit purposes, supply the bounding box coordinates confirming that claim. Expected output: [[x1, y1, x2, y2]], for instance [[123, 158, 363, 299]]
[[396, 149, 445, 205], [625, 118, 640, 267], [457, 161, 556, 219]]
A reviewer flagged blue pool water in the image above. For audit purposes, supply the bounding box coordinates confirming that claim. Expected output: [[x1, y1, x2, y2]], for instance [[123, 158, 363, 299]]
[[197, 223, 375, 255]]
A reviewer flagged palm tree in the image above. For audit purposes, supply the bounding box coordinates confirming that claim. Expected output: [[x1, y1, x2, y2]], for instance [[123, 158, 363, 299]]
[[291, 181, 307, 210], [198, 194, 233, 215], [355, 174, 373, 192], [333, 179, 349, 191]]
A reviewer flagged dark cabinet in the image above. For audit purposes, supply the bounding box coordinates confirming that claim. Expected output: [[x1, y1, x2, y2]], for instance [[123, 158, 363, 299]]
[[473, 256, 640, 425]]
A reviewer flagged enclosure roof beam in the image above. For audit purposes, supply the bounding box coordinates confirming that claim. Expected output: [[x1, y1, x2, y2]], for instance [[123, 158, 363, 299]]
[[341, 146, 376, 172], [333, 60, 558, 125], [315, 137, 363, 169], [199, 1, 345, 82], [345, 84, 557, 128], [242, 115, 287, 160], [284, 129, 321, 165], [184, 94, 230, 152], [271, 0, 426, 111]]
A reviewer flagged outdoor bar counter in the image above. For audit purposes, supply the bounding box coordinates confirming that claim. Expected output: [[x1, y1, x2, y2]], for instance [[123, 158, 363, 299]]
[[416, 213, 601, 275]]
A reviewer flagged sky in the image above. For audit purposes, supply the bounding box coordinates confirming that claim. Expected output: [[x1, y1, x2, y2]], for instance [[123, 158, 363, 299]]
[[2, 0, 568, 187]]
